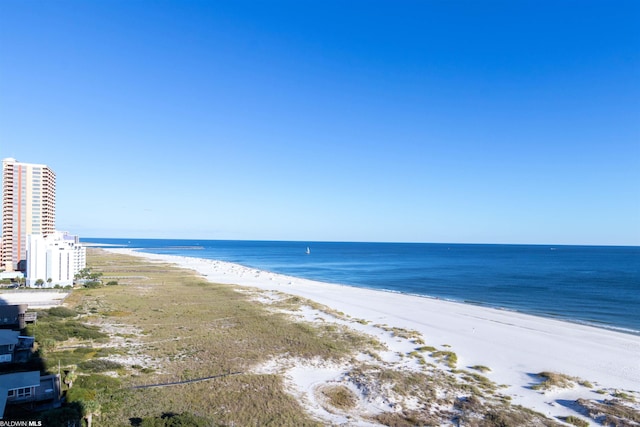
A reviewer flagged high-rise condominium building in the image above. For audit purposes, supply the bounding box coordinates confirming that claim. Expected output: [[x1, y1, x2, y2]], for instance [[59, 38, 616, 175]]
[[1, 158, 56, 271]]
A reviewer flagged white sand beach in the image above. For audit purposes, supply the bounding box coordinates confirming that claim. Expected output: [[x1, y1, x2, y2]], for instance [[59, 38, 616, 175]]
[[106, 248, 639, 424]]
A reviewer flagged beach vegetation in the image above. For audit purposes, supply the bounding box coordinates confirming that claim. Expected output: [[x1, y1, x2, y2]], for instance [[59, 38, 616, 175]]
[[565, 415, 589, 427], [576, 398, 640, 426], [50, 249, 372, 425], [532, 371, 581, 391], [613, 390, 635, 401], [470, 365, 491, 373], [134, 412, 216, 426], [578, 379, 593, 389], [374, 324, 424, 341], [432, 350, 458, 369], [373, 411, 440, 426], [78, 358, 125, 373], [271, 295, 304, 310], [25, 310, 107, 344], [482, 408, 554, 427], [350, 363, 563, 427], [319, 384, 358, 410], [48, 305, 78, 318], [461, 371, 498, 393], [103, 309, 132, 317], [458, 382, 484, 397], [416, 345, 437, 352], [83, 280, 103, 288], [408, 350, 428, 366]]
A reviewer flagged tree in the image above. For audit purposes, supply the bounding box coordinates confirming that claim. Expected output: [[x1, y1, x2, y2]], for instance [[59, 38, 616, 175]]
[[35, 278, 45, 287], [75, 267, 94, 281], [88, 271, 103, 281], [47, 277, 53, 287]]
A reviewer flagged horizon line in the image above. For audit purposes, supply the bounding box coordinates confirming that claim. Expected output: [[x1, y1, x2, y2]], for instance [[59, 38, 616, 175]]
[[80, 236, 640, 248]]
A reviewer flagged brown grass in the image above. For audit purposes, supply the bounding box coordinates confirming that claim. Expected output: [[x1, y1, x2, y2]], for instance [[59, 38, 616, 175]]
[[576, 398, 640, 426], [532, 371, 584, 391], [319, 384, 358, 411]]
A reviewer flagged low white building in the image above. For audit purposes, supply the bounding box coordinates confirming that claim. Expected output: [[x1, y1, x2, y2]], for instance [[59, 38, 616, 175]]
[[25, 232, 86, 288], [0, 271, 23, 280]]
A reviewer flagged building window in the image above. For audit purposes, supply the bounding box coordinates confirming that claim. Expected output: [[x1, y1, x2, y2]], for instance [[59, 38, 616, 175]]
[[17, 387, 32, 398], [8, 387, 32, 399]]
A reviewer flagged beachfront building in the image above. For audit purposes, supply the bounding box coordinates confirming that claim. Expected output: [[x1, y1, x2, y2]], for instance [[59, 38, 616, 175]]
[[0, 305, 27, 330], [0, 330, 19, 363], [0, 330, 34, 364], [1, 158, 56, 272], [0, 371, 62, 419], [26, 231, 85, 288]]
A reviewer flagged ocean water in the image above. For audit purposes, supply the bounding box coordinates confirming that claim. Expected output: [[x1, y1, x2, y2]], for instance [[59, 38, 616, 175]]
[[82, 238, 640, 335]]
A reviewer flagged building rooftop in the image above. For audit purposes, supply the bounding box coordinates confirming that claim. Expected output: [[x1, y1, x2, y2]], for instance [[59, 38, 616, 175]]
[[0, 330, 19, 346]]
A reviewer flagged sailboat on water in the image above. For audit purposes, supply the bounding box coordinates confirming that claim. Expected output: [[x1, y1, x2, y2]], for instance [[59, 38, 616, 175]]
[[306, 246, 311, 254]]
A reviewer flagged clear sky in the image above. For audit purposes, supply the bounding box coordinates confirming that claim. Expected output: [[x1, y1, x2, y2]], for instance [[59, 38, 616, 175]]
[[1, 0, 638, 245]]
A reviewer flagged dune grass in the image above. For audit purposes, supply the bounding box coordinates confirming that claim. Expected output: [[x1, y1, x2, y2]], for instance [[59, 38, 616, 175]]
[[531, 371, 595, 391], [319, 384, 359, 411], [45, 248, 381, 426]]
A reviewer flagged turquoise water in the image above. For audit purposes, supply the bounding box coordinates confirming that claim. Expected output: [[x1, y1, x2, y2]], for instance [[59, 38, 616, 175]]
[[83, 238, 640, 335]]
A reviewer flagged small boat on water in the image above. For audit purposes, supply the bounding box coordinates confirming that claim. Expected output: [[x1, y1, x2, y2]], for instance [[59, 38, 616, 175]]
[[306, 246, 311, 254]]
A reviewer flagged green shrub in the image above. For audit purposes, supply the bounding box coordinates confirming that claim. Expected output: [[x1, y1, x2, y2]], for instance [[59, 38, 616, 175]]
[[48, 306, 77, 318], [79, 359, 124, 372], [30, 320, 107, 342], [75, 374, 121, 391], [66, 386, 97, 403], [84, 281, 102, 288]]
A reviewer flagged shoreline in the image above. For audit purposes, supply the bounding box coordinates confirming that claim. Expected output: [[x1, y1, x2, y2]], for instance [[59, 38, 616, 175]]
[[131, 247, 640, 337], [104, 247, 640, 423], [299, 282, 640, 338]]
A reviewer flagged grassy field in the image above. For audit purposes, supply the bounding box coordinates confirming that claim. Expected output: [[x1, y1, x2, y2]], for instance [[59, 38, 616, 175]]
[[30, 248, 594, 426]]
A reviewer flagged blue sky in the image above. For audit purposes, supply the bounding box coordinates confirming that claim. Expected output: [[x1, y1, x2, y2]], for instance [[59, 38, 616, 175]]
[[1, 0, 638, 245]]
